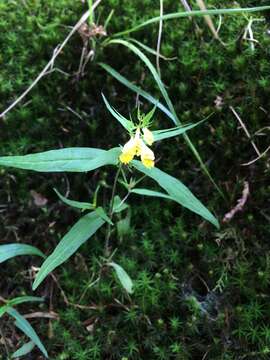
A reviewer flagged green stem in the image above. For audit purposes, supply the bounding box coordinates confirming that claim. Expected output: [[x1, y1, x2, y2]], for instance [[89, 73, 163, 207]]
[[104, 165, 122, 256]]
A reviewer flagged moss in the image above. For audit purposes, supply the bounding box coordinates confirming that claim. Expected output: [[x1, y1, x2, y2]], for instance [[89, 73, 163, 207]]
[[1, 1, 270, 359]]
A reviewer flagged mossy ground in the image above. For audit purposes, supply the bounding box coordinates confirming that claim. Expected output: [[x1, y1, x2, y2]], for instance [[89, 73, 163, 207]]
[[0, 1, 270, 359]]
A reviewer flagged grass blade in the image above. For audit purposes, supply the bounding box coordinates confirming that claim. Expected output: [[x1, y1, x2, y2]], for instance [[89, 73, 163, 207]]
[[99, 63, 174, 121], [113, 6, 270, 37]]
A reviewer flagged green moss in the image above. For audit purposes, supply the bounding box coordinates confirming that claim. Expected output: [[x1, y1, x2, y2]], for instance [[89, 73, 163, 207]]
[[1, 0, 270, 358]]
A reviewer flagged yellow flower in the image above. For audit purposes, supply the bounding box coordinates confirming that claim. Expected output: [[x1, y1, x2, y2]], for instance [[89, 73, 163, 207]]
[[119, 127, 155, 168], [119, 129, 141, 164], [142, 127, 154, 146], [139, 140, 155, 168]]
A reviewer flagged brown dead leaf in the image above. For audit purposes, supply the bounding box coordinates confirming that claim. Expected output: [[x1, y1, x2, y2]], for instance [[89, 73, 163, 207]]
[[30, 190, 48, 207]]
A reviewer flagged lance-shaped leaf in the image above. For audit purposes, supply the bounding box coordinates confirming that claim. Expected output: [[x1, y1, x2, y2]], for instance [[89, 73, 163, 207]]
[[102, 93, 134, 132], [153, 121, 207, 142], [131, 188, 174, 200], [0, 147, 121, 173], [99, 63, 174, 121], [12, 341, 35, 358], [113, 195, 129, 213], [7, 308, 48, 358], [0, 244, 45, 264], [108, 262, 133, 294], [32, 211, 105, 290], [0, 296, 44, 318], [54, 188, 94, 211], [132, 160, 219, 228]]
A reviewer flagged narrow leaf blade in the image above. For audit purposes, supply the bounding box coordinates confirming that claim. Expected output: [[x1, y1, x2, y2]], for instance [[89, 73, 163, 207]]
[[54, 188, 93, 211], [0, 244, 45, 264], [114, 6, 270, 37], [132, 161, 219, 228], [12, 341, 35, 358], [32, 211, 105, 290], [131, 188, 173, 200], [0, 148, 120, 173], [7, 308, 48, 358], [102, 93, 134, 132]]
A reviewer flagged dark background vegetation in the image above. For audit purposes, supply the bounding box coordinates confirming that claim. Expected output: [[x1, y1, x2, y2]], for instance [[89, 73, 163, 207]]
[[0, 1, 270, 359]]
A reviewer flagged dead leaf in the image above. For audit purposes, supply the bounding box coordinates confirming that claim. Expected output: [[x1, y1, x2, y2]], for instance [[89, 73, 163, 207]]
[[30, 190, 48, 207]]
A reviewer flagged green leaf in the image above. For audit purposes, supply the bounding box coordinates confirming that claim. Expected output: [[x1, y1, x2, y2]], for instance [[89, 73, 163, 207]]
[[128, 38, 176, 60], [104, 40, 223, 197], [102, 93, 134, 132], [101, 64, 211, 140], [113, 6, 270, 37], [108, 262, 133, 294], [95, 207, 113, 225], [0, 296, 44, 318], [0, 244, 45, 264], [113, 195, 129, 213], [0, 147, 121, 173], [7, 296, 44, 308], [12, 341, 35, 358], [99, 63, 174, 121], [131, 188, 174, 200], [140, 106, 156, 125], [32, 211, 105, 290], [116, 209, 131, 239], [132, 161, 219, 228], [153, 122, 205, 142], [7, 308, 48, 358], [54, 188, 93, 211]]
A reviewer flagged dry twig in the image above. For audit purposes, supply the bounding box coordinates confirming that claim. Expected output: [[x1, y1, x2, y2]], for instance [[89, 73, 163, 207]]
[[230, 106, 261, 158], [223, 181, 250, 223], [0, 0, 103, 119]]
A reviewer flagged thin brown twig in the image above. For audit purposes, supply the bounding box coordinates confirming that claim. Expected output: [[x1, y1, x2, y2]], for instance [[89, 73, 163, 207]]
[[230, 106, 261, 157], [196, 0, 225, 45], [0, 0, 103, 119], [242, 145, 270, 166], [179, 0, 201, 32], [50, 273, 98, 310]]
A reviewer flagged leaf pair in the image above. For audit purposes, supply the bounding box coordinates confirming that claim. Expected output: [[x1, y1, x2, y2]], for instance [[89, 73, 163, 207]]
[[0, 145, 219, 293], [0, 296, 47, 358], [102, 92, 207, 142]]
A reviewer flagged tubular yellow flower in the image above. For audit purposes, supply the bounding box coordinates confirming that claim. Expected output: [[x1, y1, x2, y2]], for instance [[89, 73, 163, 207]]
[[119, 127, 155, 168], [142, 127, 154, 146], [119, 137, 137, 164], [119, 129, 141, 164], [139, 140, 155, 168]]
